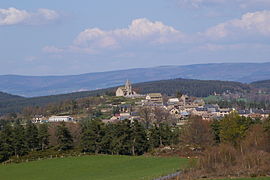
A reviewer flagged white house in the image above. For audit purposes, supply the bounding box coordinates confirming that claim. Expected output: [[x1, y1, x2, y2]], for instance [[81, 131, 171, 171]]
[[168, 98, 180, 104], [48, 116, 74, 122]]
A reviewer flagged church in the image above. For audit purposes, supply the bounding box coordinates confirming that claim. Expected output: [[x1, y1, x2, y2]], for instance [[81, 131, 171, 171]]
[[116, 80, 137, 97]]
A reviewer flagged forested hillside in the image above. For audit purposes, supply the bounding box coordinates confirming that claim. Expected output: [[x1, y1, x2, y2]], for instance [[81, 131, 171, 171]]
[[251, 80, 270, 91], [0, 88, 113, 115], [134, 79, 251, 96], [0, 78, 253, 115], [0, 92, 25, 101]]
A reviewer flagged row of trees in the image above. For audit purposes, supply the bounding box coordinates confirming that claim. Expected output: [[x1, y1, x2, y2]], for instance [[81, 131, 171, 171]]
[[0, 121, 49, 162], [0, 118, 179, 163], [80, 119, 179, 156]]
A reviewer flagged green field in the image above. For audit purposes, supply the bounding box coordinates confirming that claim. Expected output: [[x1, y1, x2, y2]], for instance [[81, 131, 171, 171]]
[[0, 155, 189, 180]]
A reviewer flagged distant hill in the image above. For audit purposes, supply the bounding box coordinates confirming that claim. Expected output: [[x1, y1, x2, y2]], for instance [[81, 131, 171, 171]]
[[0, 62, 270, 97], [250, 80, 270, 91], [0, 91, 25, 102], [0, 88, 111, 115], [133, 79, 251, 97], [0, 78, 252, 115]]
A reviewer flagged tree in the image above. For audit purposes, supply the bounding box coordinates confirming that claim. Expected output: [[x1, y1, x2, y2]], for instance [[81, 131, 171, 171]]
[[56, 122, 73, 151], [116, 120, 133, 155], [131, 120, 148, 155], [241, 124, 270, 153], [107, 123, 124, 155], [139, 107, 152, 129], [25, 121, 39, 151], [153, 107, 174, 125], [262, 117, 270, 152], [211, 119, 221, 143], [112, 106, 120, 115], [180, 116, 215, 149], [159, 123, 174, 146], [263, 116, 270, 133], [101, 123, 117, 155], [38, 123, 50, 150], [0, 123, 14, 162], [148, 122, 175, 148], [219, 112, 253, 146], [176, 91, 183, 99], [80, 119, 104, 154], [148, 124, 160, 149], [13, 121, 28, 157]]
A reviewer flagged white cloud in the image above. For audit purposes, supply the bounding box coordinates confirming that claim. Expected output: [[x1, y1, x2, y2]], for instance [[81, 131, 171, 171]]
[[25, 56, 38, 62], [0, 7, 59, 26], [175, 0, 226, 8], [37, 9, 59, 21], [203, 10, 270, 39], [74, 18, 185, 48], [175, 0, 270, 9], [42, 46, 64, 53], [44, 18, 185, 54], [193, 43, 270, 52], [0, 7, 29, 25]]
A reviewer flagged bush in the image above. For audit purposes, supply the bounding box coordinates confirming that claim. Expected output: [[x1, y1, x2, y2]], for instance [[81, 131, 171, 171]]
[[179, 123, 270, 179]]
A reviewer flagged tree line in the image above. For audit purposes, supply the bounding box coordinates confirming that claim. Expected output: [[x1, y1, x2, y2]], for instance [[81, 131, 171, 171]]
[[0, 117, 179, 163]]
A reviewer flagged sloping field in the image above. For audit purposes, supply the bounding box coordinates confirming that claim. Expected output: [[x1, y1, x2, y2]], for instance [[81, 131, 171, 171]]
[[0, 155, 189, 180]]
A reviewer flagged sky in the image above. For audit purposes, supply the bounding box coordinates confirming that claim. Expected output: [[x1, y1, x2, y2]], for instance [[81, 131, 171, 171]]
[[1, 0, 270, 75]]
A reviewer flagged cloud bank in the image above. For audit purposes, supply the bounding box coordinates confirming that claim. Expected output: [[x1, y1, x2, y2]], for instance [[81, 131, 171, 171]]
[[0, 7, 59, 26], [204, 10, 270, 39], [74, 18, 185, 47], [175, 0, 270, 9], [44, 10, 270, 54], [44, 18, 185, 54]]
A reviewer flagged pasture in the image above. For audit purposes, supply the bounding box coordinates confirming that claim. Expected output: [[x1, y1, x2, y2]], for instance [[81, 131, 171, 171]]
[[0, 155, 189, 180]]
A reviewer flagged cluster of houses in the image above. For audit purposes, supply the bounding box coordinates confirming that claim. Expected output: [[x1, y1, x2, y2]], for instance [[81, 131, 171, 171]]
[[112, 80, 270, 123], [32, 80, 270, 124]]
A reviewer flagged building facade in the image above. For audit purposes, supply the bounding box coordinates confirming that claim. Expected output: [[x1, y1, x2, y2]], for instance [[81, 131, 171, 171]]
[[48, 116, 74, 122], [116, 80, 137, 97]]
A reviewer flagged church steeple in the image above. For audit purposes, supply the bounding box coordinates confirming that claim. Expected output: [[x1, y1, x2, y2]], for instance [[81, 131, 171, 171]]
[[116, 80, 137, 97], [125, 80, 132, 94]]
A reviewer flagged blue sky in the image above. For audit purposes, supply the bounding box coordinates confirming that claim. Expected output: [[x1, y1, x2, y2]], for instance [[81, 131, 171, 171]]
[[1, 0, 270, 75]]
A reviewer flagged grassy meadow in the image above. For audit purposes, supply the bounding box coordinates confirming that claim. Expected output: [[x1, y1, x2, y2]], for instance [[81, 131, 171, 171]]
[[0, 155, 189, 180]]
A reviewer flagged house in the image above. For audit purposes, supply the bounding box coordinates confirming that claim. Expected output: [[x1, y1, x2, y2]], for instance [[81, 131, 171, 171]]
[[145, 93, 163, 105], [169, 107, 180, 115], [219, 108, 232, 117], [32, 115, 47, 123], [119, 104, 132, 112], [167, 98, 180, 105], [180, 111, 190, 119], [116, 80, 137, 97], [48, 116, 74, 122], [119, 112, 131, 120]]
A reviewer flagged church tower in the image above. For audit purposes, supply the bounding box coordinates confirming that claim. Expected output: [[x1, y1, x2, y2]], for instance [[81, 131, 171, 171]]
[[125, 80, 132, 95]]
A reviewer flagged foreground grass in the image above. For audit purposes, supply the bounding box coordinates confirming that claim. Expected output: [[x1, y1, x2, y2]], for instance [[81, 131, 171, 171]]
[[0, 155, 189, 180]]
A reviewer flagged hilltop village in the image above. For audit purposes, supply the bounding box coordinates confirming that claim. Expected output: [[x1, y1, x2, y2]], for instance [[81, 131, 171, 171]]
[[31, 80, 270, 124], [1, 80, 270, 179]]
